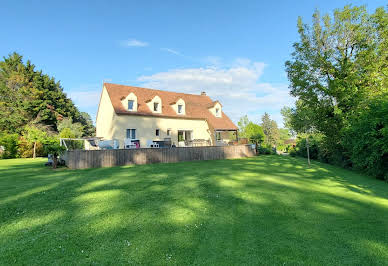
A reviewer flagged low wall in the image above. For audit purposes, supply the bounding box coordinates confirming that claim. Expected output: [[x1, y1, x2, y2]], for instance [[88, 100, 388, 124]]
[[64, 145, 255, 169]]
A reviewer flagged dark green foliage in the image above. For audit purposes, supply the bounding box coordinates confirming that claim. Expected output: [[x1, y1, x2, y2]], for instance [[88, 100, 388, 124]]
[[258, 146, 272, 155], [342, 96, 388, 180], [0, 133, 19, 159], [283, 5, 388, 179], [0, 52, 95, 135], [293, 135, 321, 160], [43, 137, 66, 168]]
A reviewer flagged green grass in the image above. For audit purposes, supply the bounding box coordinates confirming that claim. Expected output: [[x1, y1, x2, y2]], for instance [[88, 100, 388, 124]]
[[1, 156, 388, 265]]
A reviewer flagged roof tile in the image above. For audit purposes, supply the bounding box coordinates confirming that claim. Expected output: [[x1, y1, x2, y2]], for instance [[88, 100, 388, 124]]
[[104, 83, 238, 130]]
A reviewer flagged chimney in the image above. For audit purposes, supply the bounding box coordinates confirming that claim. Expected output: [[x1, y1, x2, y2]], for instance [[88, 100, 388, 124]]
[[201, 91, 206, 96]]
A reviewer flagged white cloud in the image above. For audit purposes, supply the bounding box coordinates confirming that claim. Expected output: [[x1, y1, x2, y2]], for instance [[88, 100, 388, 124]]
[[160, 48, 182, 56], [66, 84, 101, 108], [138, 59, 294, 126], [120, 39, 149, 47]]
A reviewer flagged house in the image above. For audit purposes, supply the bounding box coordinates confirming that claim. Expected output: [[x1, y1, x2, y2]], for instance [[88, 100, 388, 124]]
[[96, 83, 238, 148]]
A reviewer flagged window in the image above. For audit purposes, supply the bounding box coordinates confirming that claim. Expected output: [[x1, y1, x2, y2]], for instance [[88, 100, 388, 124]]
[[178, 104, 183, 114], [178, 131, 184, 142], [154, 102, 159, 112], [126, 129, 136, 139], [167, 129, 171, 136], [216, 131, 222, 141], [215, 108, 220, 116], [156, 129, 160, 136], [128, 100, 134, 110]]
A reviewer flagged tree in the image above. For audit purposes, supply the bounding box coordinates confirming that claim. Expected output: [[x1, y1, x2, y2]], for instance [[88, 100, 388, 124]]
[[44, 137, 66, 169], [261, 113, 279, 147], [0, 52, 93, 135], [59, 128, 76, 139], [342, 95, 388, 180], [277, 128, 292, 151], [237, 115, 250, 138], [281, 101, 315, 165], [80, 112, 95, 137], [285, 5, 388, 163], [245, 122, 265, 154], [0, 133, 19, 159], [23, 125, 48, 159], [57, 117, 84, 138]]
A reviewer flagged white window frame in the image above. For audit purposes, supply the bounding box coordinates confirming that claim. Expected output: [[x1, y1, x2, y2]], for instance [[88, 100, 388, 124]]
[[126, 129, 136, 139]]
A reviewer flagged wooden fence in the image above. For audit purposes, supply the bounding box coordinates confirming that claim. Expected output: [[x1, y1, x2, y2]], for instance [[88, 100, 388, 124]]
[[63, 144, 255, 169]]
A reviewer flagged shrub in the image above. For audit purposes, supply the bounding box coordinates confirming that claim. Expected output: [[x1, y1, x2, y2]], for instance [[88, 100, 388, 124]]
[[342, 96, 388, 180], [0, 133, 19, 159], [258, 144, 276, 155], [18, 136, 45, 158], [292, 134, 323, 160], [288, 147, 297, 157], [43, 137, 66, 169]]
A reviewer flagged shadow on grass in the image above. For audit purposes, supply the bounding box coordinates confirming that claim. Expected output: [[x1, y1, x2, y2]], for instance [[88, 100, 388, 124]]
[[0, 156, 388, 264]]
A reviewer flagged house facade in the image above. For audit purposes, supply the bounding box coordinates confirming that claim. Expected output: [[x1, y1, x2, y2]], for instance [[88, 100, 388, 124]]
[[96, 83, 238, 148]]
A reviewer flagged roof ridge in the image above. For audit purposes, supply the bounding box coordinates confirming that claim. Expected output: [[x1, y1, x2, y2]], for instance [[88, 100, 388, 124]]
[[104, 82, 209, 98]]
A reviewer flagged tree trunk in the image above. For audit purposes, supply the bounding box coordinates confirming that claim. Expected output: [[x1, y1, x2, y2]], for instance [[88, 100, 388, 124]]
[[33, 142, 36, 159], [52, 155, 58, 169], [306, 136, 311, 166]]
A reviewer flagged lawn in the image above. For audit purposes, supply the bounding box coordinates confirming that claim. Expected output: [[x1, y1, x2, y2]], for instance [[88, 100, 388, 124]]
[[1, 156, 388, 265]]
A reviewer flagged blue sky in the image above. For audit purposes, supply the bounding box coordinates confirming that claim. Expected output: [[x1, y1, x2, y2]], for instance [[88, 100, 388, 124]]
[[1, 0, 385, 126]]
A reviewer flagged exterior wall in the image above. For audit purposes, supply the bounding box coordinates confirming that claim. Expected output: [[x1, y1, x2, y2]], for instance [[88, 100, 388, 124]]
[[96, 103, 212, 148], [96, 87, 116, 140]]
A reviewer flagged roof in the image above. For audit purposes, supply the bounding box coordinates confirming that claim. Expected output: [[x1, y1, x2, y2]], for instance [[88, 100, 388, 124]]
[[103, 83, 238, 130]]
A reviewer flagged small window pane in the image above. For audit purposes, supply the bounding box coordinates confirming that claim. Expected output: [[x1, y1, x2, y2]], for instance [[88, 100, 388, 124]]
[[178, 104, 183, 113], [131, 129, 136, 139], [167, 129, 171, 136], [216, 132, 221, 141], [156, 129, 160, 136], [128, 100, 134, 110], [154, 102, 159, 111], [126, 129, 131, 139]]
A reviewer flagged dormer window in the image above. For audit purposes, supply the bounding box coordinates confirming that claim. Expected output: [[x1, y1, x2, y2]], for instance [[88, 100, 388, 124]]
[[121, 92, 137, 112], [216, 108, 220, 116], [172, 98, 185, 115], [147, 95, 162, 113], [128, 100, 134, 110]]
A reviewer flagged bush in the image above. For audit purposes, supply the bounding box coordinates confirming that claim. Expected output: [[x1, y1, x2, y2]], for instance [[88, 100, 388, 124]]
[[342, 96, 388, 180], [288, 147, 297, 157], [295, 135, 322, 159], [258, 144, 276, 155], [18, 136, 45, 158], [0, 133, 19, 159]]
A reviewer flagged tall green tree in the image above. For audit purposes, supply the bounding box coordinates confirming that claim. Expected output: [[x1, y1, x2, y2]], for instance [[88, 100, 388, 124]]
[[0, 52, 93, 135], [237, 115, 250, 138], [282, 102, 316, 165], [285, 5, 387, 163], [57, 117, 84, 138], [245, 122, 265, 154], [261, 113, 279, 147]]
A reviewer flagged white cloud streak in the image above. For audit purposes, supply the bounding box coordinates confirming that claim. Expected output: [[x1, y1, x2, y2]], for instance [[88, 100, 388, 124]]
[[160, 48, 182, 56], [120, 39, 149, 47]]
